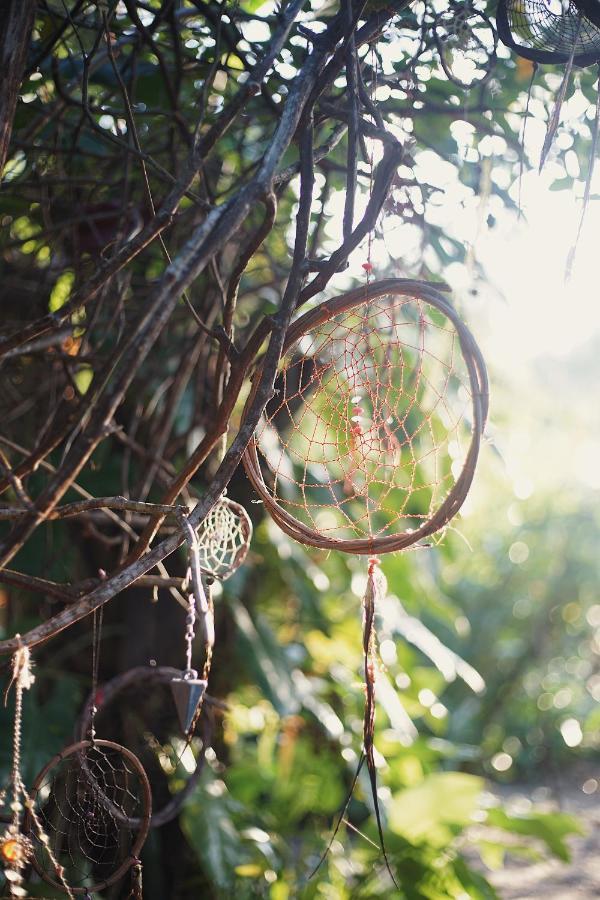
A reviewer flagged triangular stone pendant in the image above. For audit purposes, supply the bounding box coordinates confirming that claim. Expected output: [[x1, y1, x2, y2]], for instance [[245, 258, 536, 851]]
[[171, 674, 207, 735]]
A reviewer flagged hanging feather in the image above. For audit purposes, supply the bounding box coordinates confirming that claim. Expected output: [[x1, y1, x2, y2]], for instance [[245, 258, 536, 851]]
[[310, 559, 399, 887], [539, 14, 582, 170], [361, 558, 399, 889]]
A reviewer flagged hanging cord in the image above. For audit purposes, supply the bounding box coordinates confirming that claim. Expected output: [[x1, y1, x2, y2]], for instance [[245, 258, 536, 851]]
[[181, 514, 215, 675], [358, 57, 397, 883], [517, 61, 538, 219], [89, 605, 104, 743], [179, 514, 215, 738], [311, 48, 398, 889], [566, 60, 600, 278], [310, 561, 398, 886], [0, 634, 35, 897], [2, 646, 74, 899], [21, 777, 75, 900], [1, 643, 34, 899]]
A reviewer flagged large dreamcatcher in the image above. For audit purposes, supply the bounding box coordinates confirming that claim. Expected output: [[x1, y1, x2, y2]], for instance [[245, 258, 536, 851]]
[[243, 277, 488, 879]]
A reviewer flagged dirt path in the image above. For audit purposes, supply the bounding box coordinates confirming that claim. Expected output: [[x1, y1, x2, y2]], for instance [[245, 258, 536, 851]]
[[483, 773, 600, 899]]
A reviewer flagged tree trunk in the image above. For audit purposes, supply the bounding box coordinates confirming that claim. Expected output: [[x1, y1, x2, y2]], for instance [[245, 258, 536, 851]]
[[0, 0, 36, 177]]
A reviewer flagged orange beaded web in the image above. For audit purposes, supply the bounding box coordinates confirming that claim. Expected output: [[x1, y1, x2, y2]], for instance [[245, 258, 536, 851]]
[[243, 279, 488, 552]]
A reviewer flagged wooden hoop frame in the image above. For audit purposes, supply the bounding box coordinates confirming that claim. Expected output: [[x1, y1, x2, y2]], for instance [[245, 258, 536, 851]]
[[242, 279, 488, 555], [24, 739, 151, 895]]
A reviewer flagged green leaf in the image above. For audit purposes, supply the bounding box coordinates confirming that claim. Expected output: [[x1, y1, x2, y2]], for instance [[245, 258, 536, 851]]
[[49, 270, 75, 312], [388, 772, 484, 843], [486, 807, 584, 862], [228, 597, 299, 716], [182, 774, 243, 892]]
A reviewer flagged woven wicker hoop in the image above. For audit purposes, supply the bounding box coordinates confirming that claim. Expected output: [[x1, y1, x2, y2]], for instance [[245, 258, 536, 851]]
[[242, 279, 488, 555], [24, 739, 151, 895]]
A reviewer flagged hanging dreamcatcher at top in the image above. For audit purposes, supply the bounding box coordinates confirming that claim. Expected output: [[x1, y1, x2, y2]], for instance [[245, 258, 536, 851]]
[[243, 279, 487, 557], [496, 0, 600, 267], [496, 0, 600, 65]]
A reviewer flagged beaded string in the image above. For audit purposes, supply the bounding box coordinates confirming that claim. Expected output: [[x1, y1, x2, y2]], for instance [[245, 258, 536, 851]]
[[1, 644, 74, 899]]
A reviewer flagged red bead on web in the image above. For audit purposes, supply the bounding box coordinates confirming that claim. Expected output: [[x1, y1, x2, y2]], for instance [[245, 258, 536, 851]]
[[243, 279, 488, 555]]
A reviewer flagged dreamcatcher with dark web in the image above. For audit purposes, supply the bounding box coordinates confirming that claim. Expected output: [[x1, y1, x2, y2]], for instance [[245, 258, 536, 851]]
[[496, 0, 600, 265], [13, 609, 153, 898], [242, 278, 488, 882], [24, 739, 151, 897]]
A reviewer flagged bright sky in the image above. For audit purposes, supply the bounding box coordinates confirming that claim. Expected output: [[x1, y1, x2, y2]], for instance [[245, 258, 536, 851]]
[[477, 177, 600, 365]]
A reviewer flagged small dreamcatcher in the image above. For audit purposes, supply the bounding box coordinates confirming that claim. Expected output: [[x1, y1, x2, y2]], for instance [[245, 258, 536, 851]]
[[497, 0, 600, 65], [497, 0, 600, 262], [24, 739, 151, 896], [16, 609, 152, 897], [243, 278, 488, 880], [433, 2, 498, 90], [195, 496, 252, 580]]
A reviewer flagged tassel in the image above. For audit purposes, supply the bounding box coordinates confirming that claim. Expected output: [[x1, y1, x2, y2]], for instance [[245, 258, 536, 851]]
[[127, 858, 143, 899], [309, 559, 398, 887], [539, 15, 582, 171], [362, 558, 399, 889]]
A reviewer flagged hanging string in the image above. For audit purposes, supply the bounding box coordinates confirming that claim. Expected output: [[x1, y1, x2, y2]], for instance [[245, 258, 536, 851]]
[[518, 61, 538, 218], [1, 643, 34, 899], [89, 605, 104, 743], [566, 60, 600, 277]]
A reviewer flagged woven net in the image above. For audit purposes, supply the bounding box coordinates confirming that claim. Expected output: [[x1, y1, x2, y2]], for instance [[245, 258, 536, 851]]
[[433, 5, 498, 89], [76, 667, 211, 829], [195, 497, 252, 580], [25, 740, 150, 894], [497, 0, 600, 65], [243, 281, 487, 555]]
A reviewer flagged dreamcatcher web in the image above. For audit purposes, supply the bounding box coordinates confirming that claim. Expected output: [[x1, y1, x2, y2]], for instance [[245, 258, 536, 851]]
[[195, 496, 252, 580], [25, 739, 150, 894], [245, 283, 487, 554], [497, 0, 600, 63]]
